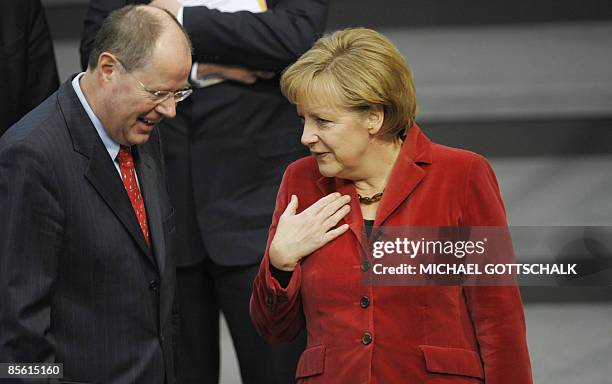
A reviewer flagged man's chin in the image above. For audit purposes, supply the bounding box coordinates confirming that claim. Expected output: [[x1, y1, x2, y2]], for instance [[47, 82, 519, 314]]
[[126, 132, 152, 146]]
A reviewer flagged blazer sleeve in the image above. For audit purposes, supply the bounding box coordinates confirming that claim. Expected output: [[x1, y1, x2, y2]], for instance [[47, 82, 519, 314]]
[[183, 0, 329, 71], [461, 155, 533, 384], [0, 141, 64, 364], [250, 164, 305, 343]]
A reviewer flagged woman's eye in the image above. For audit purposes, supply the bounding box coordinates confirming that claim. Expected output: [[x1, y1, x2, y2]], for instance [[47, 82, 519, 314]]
[[298, 116, 331, 126]]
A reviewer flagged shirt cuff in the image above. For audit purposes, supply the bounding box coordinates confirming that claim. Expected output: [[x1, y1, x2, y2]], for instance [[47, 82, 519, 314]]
[[190, 62, 200, 83], [177, 6, 184, 24]]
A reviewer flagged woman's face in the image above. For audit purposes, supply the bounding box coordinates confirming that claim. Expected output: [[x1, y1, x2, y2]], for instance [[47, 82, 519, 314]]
[[297, 101, 378, 179]]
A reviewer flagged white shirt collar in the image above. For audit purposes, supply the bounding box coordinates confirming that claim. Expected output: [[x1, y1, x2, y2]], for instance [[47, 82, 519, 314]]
[[71, 72, 120, 161]]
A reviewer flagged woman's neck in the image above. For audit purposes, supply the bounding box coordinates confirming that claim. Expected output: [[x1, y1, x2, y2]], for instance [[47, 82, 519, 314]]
[[353, 138, 402, 197], [353, 137, 402, 221]]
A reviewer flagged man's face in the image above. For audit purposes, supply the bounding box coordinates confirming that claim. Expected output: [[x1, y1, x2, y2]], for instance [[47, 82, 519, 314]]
[[105, 33, 191, 146]]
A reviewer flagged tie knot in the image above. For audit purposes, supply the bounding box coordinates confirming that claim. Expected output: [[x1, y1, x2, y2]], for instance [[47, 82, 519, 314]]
[[117, 145, 133, 165]]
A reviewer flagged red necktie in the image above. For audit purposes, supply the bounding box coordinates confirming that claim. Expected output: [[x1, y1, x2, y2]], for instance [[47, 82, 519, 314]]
[[117, 146, 151, 247]]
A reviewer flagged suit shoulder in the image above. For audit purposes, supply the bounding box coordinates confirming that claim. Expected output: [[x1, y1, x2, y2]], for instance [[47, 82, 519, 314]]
[[0, 92, 65, 154], [426, 142, 500, 199], [430, 142, 490, 171]]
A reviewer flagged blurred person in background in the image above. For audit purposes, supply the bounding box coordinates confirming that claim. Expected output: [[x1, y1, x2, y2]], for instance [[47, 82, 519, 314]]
[[250, 28, 533, 383], [81, 0, 327, 383], [0, 0, 59, 136]]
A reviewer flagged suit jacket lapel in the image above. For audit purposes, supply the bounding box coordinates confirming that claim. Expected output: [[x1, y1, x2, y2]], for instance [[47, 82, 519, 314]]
[[316, 176, 366, 248], [58, 79, 157, 269], [375, 125, 432, 227], [84, 147, 155, 265], [134, 146, 166, 275]]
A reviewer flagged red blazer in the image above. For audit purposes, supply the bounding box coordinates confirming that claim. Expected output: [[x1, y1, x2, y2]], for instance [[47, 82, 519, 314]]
[[251, 126, 532, 383]]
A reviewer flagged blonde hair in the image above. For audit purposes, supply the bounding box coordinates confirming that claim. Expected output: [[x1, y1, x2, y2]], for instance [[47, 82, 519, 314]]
[[280, 28, 417, 139]]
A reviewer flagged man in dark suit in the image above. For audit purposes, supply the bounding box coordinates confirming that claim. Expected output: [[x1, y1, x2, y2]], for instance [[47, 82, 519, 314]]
[[0, 5, 192, 383], [81, 1, 327, 383], [0, 0, 59, 136]]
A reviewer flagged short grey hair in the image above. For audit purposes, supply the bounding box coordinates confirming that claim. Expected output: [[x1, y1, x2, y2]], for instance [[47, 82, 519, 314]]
[[87, 5, 191, 72]]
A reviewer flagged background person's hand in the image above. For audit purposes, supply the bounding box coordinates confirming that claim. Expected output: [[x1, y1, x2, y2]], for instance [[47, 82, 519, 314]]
[[149, 0, 180, 16], [197, 63, 259, 84], [269, 193, 351, 271]]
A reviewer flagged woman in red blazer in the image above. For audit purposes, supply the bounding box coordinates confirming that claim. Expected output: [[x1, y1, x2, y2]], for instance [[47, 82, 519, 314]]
[[250, 28, 532, 383]]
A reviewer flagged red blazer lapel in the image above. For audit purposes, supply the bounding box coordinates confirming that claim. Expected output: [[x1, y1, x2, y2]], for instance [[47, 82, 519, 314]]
[[375, 125, 433, 227], [316, 175, 365, 246]]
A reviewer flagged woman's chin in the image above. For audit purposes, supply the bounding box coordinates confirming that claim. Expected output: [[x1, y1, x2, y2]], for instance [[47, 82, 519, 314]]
[[317, 164, 341, 178]]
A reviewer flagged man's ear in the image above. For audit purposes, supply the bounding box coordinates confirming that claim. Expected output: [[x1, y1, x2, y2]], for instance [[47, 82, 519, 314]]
[[96, 52, 121, 82], [367, 105, 385, 135]]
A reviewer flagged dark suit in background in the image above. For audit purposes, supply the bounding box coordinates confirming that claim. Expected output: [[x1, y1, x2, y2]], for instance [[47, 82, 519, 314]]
[[0, 0, 59, 136], [0, 79, 177, 383], [81, 1, 327, 382]]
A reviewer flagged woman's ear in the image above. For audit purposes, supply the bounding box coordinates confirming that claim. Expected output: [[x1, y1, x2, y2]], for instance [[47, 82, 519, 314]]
[[367, 105, 385, 135]]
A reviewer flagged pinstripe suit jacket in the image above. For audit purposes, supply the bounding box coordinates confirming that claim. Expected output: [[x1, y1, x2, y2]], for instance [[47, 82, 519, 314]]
[[0, 79, 177, 383]]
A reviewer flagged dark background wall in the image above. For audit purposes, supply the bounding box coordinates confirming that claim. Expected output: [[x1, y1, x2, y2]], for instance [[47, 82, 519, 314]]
[[326, 0, 612, 27]]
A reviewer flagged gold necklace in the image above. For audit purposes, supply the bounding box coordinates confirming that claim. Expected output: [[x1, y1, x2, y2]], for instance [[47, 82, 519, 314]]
[[358, 191, 383, 205]]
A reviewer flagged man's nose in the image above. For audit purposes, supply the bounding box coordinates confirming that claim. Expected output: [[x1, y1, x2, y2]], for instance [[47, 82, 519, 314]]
[[155, 96, 177, 119]]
